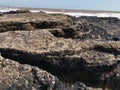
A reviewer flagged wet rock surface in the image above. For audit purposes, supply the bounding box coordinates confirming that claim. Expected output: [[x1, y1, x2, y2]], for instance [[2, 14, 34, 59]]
[[0, 11, 120, 90]]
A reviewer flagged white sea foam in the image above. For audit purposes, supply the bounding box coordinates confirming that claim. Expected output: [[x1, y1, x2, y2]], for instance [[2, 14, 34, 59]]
[[44, 11, 120, 19], [35, 10, 120, 19], [0, 7, 19, 13], [63, 12, 120, 19], [29, 10, 40, 13]]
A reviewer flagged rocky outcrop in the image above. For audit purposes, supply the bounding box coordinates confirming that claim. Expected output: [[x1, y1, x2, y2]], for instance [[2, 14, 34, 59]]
[[0, 11, 120, 90], [0, 55, 57, 90], [0, 30, 120, 89], [1, 12, 120, 41], [0, 55, 102, 90], [0, 13, 75, 33], [76, 16, 120, 41], [50, 17, 120, 41]]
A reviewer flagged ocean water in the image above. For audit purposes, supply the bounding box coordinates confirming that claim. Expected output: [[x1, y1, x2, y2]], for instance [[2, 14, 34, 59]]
[[1, 7, 120, 19]]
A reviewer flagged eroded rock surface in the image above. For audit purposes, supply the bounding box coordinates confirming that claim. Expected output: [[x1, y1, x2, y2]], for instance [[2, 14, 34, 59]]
[[0, 55, 57, 90], [0, 55, 102, 90], [0, 11, 120, 90]]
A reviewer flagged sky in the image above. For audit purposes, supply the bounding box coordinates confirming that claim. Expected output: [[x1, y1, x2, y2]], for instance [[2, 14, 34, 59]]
[[0, 0, 120, 11]]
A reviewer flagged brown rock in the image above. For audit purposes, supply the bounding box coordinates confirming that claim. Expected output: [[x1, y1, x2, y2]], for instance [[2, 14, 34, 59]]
[[0, 55, 58, 90], [0, 11, 119, 90]]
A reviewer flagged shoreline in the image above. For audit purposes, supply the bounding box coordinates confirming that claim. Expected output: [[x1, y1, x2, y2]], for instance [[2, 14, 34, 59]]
[[1, 5, 120, 13]]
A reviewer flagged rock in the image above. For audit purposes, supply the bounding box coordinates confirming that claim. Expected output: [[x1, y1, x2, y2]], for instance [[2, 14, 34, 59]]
[[0, 30, 119, 89], [112, 35, 120, 41], [1, 12, 120, 41], [0, 55, 101, 90], [39, 11, 46, 13], [0, 11, 120, 90], [50, 19, 111, 40], [77, 16, 120, 41], [0, 13, 2, 16], [3, 10, 31, 14], [0, 13, 75, 33], [0, 54, 58, 90]]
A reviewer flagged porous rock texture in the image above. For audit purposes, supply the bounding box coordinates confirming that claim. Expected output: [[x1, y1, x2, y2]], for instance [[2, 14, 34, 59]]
[[0, 55, 57, 90], [1, 55, 99, 90], [0, 11, 120, 90]]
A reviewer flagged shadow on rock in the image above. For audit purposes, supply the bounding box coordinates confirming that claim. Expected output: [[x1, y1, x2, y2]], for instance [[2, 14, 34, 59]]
[[0, 48, 119, 89]]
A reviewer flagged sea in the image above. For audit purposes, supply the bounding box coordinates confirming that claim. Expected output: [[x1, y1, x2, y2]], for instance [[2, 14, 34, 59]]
[[0, 6, 120, 19]]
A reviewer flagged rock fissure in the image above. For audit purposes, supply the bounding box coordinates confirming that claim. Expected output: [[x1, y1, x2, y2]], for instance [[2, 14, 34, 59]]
[[0, 21, 65, 33]]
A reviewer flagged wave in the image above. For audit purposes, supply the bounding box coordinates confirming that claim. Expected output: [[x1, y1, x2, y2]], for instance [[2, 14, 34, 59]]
[[0, 7, 19, 13], [29, 9, 120, 19]]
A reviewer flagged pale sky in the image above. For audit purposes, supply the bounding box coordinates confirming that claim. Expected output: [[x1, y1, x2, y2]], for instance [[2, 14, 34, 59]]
[[0, 0, 120, 11]]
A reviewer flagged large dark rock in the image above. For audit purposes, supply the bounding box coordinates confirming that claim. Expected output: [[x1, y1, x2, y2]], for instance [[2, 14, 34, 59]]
[[76, 16, 120, 41]]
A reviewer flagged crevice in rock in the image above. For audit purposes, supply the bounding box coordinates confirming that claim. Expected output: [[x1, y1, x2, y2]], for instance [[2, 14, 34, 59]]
[[30, 21, 63, 29], [31, 68, 50, 90], [49, 24, 114, 41], [0, 21, 64, 33], [0, 48, 119, 88], [1, 18, 119, 41], [0, 22, 28, 32], [50, 28, 77, 39], [48, 16, 120, 41], [93, 45, 120, 57]]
